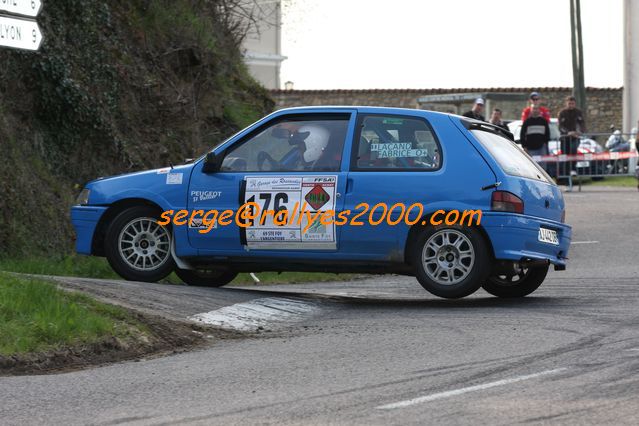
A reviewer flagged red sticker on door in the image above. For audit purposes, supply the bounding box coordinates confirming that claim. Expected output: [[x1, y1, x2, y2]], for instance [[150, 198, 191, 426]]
[[305, 185, 330, 210]]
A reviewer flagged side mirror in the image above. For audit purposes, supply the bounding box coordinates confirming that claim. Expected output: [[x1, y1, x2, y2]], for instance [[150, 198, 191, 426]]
[[202, 152, 222, 173]]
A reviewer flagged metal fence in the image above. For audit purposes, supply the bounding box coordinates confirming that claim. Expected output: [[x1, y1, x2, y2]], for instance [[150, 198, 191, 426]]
[[528, 131, 638, 191]]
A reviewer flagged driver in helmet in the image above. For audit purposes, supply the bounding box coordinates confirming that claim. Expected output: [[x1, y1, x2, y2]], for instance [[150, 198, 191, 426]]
[[262, 122, 340, 171], [276, 124, 333, 171], [291, 125, 331, 168]]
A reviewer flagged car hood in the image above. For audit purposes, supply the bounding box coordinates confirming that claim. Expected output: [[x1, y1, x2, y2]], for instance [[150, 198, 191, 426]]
[[88, 164, 195, 185], [85, 163, 195, 207]]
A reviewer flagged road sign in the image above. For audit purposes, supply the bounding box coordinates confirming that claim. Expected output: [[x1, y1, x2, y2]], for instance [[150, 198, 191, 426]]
[[0, 0, 42, 18], [0, 14, 42, 51]]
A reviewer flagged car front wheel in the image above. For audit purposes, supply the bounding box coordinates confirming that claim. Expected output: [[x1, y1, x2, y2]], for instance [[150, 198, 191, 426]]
[[482, 264, 549, 298], [412, 225, 491, 299], [175, 267, 238, 287], [104, 206, 175, 282]]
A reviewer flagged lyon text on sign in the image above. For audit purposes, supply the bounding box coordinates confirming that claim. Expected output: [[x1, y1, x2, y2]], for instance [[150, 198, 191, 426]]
[[0, 0, 42, 18], [0, 14, 42, 51]]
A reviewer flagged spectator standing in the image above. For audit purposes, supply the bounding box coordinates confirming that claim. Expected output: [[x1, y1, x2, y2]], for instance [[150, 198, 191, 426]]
[[489, 108, 509, 130], [521, 105, 550, 170], [462, 98, 486, 121], [521, 91, 551, 122], [558, 95, 586, 175]]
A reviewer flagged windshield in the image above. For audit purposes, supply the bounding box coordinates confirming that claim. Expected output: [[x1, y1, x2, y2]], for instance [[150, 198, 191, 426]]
[[471, 130, 553, 184]]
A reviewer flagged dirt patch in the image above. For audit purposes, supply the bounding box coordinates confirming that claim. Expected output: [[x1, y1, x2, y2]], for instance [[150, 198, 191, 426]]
[[0, 311, 240, 376]]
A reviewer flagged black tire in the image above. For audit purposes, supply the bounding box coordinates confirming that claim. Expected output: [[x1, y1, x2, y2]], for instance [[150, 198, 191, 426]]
[[411, 225, 492, 299], [175, 267, 238, 287], [104, 206, 175, 282], [482, 264, 549, 298]]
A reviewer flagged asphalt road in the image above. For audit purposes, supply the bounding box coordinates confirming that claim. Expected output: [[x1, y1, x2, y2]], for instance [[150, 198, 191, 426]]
[[2, 186, 639, 425]]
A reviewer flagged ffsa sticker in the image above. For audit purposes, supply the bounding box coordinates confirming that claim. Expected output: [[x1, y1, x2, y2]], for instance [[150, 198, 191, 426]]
[[243, 176, 337, 250]]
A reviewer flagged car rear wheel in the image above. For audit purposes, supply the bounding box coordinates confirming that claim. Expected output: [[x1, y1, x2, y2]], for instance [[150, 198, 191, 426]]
[[412, 225, 491, 299], [104, 206, 175, 282], [482, 264, 549, 298], [175, 267, 238, 287]]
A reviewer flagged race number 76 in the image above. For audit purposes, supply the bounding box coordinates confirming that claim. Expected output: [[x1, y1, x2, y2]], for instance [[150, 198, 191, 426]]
[[245, 192, 289, 225]]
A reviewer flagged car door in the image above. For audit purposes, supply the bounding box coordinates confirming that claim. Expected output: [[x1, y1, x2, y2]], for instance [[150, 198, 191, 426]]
[[340, 110, 494, 260], [187, 111, 355, 257]]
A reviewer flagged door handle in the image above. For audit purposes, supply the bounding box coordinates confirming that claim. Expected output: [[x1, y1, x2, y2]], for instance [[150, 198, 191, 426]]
[[346, 178, 354, 194]]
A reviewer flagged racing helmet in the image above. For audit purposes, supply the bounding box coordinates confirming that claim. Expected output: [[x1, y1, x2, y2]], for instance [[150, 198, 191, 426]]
[[296, 125, 330, 163]]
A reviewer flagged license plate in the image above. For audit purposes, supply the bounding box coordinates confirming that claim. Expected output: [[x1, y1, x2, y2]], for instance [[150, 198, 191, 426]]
[[538, 227, 559, 245], [576, 161, 590, 168]]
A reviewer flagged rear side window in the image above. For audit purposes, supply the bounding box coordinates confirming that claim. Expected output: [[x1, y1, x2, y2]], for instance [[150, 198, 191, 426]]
[[352, 115, 441, 170], [471, 130, 552, 183]]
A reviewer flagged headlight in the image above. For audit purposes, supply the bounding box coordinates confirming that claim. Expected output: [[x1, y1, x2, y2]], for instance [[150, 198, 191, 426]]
[[76, 189, 90, 205]]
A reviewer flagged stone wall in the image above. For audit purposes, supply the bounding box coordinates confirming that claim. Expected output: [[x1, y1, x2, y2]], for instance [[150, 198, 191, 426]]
[[271, 87, 623, 135]]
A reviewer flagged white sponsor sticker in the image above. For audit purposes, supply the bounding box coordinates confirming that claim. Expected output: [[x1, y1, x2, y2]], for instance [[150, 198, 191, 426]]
[[301, 215, 334, 242], [166, 173, 183, 185], [243, 175, 337, 250], [247, 177, 301, 191]]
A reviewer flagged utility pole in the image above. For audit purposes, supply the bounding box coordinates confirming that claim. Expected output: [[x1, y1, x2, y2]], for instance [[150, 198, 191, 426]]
[[570, 0, 587, 111], [623, 0, 639, 134], [624, 0, 639, 174]]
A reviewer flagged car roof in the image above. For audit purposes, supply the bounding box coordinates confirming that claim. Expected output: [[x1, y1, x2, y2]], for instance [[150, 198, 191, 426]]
[[273, 105, 453, 119]]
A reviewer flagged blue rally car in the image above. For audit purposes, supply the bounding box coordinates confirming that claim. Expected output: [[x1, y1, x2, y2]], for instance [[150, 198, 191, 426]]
[[71, 107, 571, 299]]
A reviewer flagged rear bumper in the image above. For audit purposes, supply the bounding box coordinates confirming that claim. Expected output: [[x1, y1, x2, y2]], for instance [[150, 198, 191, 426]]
[[482, 212, 571, 268], [71, 206, 108, 255]]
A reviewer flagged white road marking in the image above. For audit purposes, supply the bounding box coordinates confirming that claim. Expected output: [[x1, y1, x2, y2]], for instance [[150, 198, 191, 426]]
[[571, 241, 599, 245], [376, 368, 567, 410], [189, 297, 322, 332]]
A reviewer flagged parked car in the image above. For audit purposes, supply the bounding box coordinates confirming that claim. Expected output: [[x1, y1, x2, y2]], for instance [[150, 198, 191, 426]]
[[72, 108, 571, 299], [508, 119, 606, 176]]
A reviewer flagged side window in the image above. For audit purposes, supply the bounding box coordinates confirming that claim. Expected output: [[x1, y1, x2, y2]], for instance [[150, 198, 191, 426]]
[[353, 115, 441, 170], [221, 116, 349, 172]]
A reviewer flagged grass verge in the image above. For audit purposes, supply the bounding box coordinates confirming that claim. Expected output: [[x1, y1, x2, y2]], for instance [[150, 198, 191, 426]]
[[576, 176, 638, 187], [0, 273, 145, 356], [0, 256, 363, 285], [0, 256, 119, 279]]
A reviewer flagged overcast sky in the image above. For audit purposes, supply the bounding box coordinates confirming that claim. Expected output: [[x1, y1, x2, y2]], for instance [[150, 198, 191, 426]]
[[280, 0, 623, 89]]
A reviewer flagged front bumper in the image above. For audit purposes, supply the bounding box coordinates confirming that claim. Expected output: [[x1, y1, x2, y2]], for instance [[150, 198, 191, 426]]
[[482, 212, 572, 268], [71, 205, 108, 255]]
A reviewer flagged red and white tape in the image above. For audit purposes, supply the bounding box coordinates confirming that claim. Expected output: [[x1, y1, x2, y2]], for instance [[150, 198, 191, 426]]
[[531, 151, 639, 163]]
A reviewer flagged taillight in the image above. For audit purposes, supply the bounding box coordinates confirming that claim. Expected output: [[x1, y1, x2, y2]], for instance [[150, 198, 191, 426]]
[[491, 191, 524, 214]]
